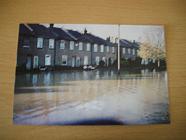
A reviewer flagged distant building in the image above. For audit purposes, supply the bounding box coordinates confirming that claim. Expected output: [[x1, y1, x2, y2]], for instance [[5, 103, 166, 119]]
[[119, 39, 139, 60]]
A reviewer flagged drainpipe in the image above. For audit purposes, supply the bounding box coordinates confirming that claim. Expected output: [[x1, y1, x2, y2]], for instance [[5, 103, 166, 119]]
[[91, 43, 93, 65], [54, 40, 57, 70]]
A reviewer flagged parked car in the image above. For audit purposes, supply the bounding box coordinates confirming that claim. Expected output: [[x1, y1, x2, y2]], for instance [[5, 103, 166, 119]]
[[83, 65, 96, 70]]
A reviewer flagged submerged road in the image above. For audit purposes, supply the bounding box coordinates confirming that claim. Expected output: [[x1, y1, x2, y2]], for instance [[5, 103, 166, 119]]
[[13, 69, 169, 125]]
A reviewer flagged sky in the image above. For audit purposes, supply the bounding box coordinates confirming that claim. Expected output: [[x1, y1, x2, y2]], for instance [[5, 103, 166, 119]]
[[43, 24, 165, 46]]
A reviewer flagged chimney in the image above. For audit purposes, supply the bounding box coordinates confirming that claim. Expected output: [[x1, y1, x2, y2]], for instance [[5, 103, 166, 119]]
[[133, 40, 135, 43], [49, 24, 54, 28], [106, 37, 110, 42], [84, 28, 87, 34]]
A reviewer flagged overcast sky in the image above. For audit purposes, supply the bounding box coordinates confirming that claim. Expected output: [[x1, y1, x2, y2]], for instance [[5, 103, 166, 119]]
[[43, 24, 165, 44]]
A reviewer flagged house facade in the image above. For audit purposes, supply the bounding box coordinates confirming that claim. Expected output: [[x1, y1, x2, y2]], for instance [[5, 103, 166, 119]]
[[17, 24, 117, 71], [119, 39, 139, 60], [17, 24, 57, 70]]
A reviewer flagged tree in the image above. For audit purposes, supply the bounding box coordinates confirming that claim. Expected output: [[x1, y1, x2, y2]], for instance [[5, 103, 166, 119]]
[[138, 42, 166, 67], [138, 27, 166, 67]]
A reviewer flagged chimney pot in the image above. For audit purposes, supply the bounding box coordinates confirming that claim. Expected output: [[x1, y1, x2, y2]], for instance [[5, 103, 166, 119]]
[[50, 24, 54, 28]]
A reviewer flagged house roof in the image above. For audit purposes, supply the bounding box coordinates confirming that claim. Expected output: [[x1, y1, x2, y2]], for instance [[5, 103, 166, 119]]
[[19, 24, 34, 36], [29, 24, 58, 38], [120, 39, 139, 48], [19, 24, 58, 38], [67, 30, 82, 39], [50, 27, 75, 41], [77, 32, 113, 46]]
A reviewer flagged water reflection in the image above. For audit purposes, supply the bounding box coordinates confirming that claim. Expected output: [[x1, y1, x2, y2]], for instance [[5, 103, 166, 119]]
[[14, 69, 169, 125]]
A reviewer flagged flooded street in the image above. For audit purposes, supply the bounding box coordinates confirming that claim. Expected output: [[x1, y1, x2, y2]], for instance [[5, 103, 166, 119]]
[[13, 69, 169, 125]]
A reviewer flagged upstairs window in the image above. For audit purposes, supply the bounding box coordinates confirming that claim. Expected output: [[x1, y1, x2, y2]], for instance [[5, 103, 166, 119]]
[[122, 48, 126, 54], [60, 40, 65, 49], [79, 42, 83, 50], [49, 39, 55, 49], [128, 48, 131, 54], [70, 41, 74, 50], [22, 38, 30, 48], [87, 43, 91, 51], [133, 49, 135, 55], [100, 45, 104, 52], [112, 47, 115, 53], [37, 37, 43, 48], [107, 46, 109, 52], [94, 44, 98, 52]]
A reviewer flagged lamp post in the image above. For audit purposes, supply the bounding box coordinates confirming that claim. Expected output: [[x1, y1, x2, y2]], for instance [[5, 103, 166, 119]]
[[117, 24, 120, 74]]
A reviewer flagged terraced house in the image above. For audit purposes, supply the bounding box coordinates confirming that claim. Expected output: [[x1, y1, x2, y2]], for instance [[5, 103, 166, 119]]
[[17, 24, 117, 71], [17, 24, 57, 70], [119, 39, 139, 60]]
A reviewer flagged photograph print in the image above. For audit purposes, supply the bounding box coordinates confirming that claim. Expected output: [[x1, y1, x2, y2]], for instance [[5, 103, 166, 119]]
[[13, 23, 169, 125]]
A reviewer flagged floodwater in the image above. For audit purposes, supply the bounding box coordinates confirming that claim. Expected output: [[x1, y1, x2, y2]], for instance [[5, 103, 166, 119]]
[[13, 69, 170, 125]]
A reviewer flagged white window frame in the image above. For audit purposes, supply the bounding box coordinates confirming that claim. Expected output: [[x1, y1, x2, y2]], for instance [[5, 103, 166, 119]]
[[94, 44, 98, 52], [45, 54, 51, 66], [87, 43, 91, 51], [62, 55, 68, 66], [37, 37, 43, 48], [100, 45, 104, 52], [60, 40, 65, 49], [112, 47, 115, 53], [70, 41, 74, 50], [49, 39, 55, 49], [79, 42, 83, 50], [128, 48, 131, 54], [133, 48, 135, 55], [123, 48, 126, 54], [107, 46, 109, 52]]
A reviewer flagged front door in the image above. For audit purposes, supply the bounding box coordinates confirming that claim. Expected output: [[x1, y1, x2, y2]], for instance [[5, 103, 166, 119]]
[[84, 56, 88, 66], [72, 57, 75, 67], [26, 56, 32, 70], [45, 54, 51, 66], [95, 56, 100, 65], [33, 56, 39, 69], [76, 57, 81, 67]]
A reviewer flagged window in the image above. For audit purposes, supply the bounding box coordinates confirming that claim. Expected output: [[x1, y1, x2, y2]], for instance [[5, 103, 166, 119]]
[[22, 38, 30, 48], [37, 37, 43, 48], [122, 48, 126, 54], [60, 40, 65, 49], [107, 46, 109, 52], [79, 42, 83, 50], [49, 39, 54, 49], [100, 45, 104, 52], [87, 43, 91, 51], [62, 55, 68, 65], [94, 44, 98, 52], [133, 49, 135, 55], [70, 41, 74, 50], [128, 48, 131, 54], [112, 47, 115, 53]]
